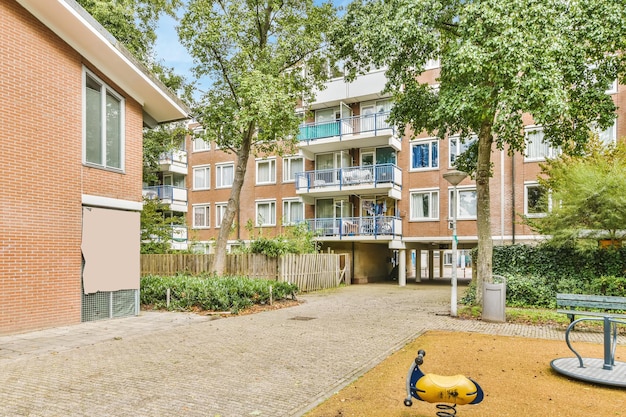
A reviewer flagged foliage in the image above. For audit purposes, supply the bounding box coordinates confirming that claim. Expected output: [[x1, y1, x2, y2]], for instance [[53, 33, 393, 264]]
[[463, 244, 626, 307], [334, 0, 626, 301], [140, 274, 299, 313], [240, 223, 320, 257], [142, 123, 189, 184], [526, 139, 626, 245], [77, 0, 181, 63], [140, 198, 186, 254], [178, 0, 338, 274]]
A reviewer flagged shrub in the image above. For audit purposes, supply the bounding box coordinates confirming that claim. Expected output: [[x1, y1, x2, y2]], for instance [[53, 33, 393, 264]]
[[141, 274, 298, 314]]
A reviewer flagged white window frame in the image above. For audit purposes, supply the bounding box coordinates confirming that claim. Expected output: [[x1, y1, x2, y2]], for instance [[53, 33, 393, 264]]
[[593, 119, 617, 147], [410, 189, 439, 221], [606, 79, 618, 94], [283, 156, 304, 183], [192, 128, 210, 152], [256, 158, 277, 185], [192, 165, 211, 190], [524, 126, 559, 161], [216, 163, 235, 188], [256, 200, 277, 227], [83, 68, 125, 171], [192, 204, 210, 229], [524, 182, 550, 218], [282, 198, 305, 225], [215, 202, 228, 228], [449, 187, 477, 220], [449, 135, 476, 167], [424, 58, 441, 70], [410, 138, 439, 171]]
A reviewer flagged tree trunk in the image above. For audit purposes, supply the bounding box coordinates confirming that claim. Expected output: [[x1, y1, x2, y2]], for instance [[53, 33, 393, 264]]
[[212, 125, 254, 275], [475, 121, 494, 305]]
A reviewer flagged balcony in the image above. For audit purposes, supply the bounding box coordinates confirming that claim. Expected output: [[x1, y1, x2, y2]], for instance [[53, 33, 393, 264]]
[[143, 185, 188, 213], [295, 164, 402, 202], [297, 112, 400, 157], [306, 216, 402, 240], [311, 69, 388, 106], [159, 150, 187, 175]]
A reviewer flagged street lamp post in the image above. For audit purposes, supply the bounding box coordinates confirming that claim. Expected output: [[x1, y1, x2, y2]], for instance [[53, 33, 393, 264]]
[[443, 170, 468, 317]]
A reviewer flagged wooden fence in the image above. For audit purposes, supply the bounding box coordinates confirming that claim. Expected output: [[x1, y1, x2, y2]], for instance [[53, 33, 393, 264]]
[[140, 253, 350, 292]]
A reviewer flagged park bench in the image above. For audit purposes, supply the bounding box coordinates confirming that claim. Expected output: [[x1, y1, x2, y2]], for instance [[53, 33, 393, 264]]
[[556, 293, 626, 323]]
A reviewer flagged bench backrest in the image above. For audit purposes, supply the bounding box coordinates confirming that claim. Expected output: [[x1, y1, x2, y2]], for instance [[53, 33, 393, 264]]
[[556, 293, 626, 310]]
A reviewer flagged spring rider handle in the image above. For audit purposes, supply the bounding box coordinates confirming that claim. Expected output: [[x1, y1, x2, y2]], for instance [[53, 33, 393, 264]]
[[404, 349, 484, 416]]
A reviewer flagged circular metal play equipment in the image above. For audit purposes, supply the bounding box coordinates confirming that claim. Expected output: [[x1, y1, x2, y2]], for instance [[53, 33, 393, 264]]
[[404, 349, 484, 416], [551, 316, 626, 387]]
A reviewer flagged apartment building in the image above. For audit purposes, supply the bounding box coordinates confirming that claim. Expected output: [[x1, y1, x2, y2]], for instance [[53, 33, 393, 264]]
[[1, 0, 188, 335], [186, 65, 624, 284], [143, 144, 190, 250]]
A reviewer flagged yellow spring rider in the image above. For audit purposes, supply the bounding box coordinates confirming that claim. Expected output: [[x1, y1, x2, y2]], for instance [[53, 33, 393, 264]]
[[404, 349, 484, 417]]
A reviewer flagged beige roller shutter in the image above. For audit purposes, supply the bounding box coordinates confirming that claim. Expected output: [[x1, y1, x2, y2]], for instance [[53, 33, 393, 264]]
[[81, 207, 140, 294]]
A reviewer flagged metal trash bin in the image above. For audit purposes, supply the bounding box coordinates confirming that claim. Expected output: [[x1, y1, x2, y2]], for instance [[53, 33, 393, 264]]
[[482, 275, 506, 322]]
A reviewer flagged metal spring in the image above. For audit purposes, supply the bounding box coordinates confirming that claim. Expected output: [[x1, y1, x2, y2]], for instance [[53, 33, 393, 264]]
[[435, 403, 457, 417]]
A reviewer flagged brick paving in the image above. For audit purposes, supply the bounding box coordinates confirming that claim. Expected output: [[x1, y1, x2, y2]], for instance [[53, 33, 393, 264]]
[[0, 282, 622, 417]]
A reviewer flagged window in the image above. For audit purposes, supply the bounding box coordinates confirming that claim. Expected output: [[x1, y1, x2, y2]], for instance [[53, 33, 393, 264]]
[[424, 58, 440, 70], [193, 205, 210, 228], [449, 188, 477, 220], [525, 183, 549, 217], [594, 119, 617, 147], [84, 69, 124, 170], [216, 163, 234, 188], [215, 203, 227, 228], [283, 199, 304, 225], [256, 200, 276, 226], [256, 159, 276, 185], [443, 250, 472, 267], [524, 126, 559, 160], [449, 135, 476, 166], [193, 129, 210, 152], [410, 190, 439, 221], [193, 165, 210, 190], [411, 139, 439, 170], [606, 79, 618, 94], [283, 157, 304, 182]]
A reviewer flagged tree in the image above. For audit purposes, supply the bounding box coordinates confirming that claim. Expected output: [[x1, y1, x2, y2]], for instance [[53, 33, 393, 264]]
[[527, 138, 626, 247], [334, 0, 626, 302], [77, 0, 181, 64], [80, 0, 193, 253], [178, 0, 337, 274]]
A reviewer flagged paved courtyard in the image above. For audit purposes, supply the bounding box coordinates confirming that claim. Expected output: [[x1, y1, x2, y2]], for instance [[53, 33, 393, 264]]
[[0, 282, 617, 417]]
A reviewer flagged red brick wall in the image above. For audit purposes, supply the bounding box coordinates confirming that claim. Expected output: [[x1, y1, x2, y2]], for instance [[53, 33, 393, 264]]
[[0, 2, 143, 335]]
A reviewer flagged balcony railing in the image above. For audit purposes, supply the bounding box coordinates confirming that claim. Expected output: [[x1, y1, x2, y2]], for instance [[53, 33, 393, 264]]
[[143, 185, 188, 206], [298, 111, 395, 142], [159, 149, 188, 166], [295, 164, 401, 191], [306, 216, 402, 238]]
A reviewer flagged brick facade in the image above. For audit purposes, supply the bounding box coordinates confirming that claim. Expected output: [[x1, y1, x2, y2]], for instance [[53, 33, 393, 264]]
[[1, 1, 151, 334]]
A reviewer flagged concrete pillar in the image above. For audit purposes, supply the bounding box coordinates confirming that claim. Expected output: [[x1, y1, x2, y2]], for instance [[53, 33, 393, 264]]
[[428, 250, 434, 281], [398, 249, 406, 286], [439, 250, 445, 278], [415, 250, 422, 282]]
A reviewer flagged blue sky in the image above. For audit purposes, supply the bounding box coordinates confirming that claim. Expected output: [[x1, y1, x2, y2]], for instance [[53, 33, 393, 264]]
[[154, 14, 196, 86]]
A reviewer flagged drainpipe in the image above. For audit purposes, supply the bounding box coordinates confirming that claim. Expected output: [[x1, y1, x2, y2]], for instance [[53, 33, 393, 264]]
[[511, 154, 516, 244]]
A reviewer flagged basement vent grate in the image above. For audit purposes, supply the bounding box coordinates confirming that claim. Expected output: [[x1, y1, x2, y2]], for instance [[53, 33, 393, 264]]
[[82, 289, 139, 323]]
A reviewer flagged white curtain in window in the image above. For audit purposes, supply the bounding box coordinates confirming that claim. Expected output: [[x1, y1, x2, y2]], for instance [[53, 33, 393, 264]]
[[411, 193, 426, 218], [257, 202, 275, 225], [525, 128, 549, 158]]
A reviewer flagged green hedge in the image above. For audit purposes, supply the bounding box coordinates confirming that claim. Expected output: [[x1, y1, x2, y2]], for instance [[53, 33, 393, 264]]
[[141, 274, 299, 314], [462, 244, 626, 307]]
